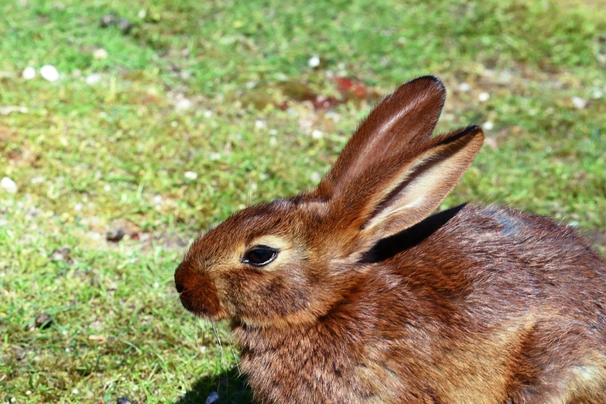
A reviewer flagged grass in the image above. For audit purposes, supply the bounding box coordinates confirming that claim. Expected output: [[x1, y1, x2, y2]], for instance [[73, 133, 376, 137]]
[[1, 0, 605, 402]]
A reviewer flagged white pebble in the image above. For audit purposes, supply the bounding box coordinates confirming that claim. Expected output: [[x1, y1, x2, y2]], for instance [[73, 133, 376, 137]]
[[310, 171, 321, 183], [184, 171, 198, 180], [175, 98, 192, 112], [86, 73, 102, 85], [308, 55, 320, 68], [203, 110, 213, 118], [483, 121, 494, 131], [93, 48, 108, 59], [311, 129, 323, 139], [255, 119, 265, 129], [40, 65, 59, 82], [458, 82, 471, 92], [571, 96, 587, 110], [478, 92, 490, 102], [1, 177, 17, 194], [72, 388, 79, 395], [22, 66, 36, 80]]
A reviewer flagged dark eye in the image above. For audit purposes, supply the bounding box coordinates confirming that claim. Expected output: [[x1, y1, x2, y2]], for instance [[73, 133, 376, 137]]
[[242, 245, 278, 267]]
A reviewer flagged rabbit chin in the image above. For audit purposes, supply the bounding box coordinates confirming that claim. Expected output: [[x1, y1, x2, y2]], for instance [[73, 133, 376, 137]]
[[179, 291, 228, 320]]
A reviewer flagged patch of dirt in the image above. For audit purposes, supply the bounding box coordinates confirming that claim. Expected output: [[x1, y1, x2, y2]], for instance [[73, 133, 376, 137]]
[[239, 76, 381, 111]]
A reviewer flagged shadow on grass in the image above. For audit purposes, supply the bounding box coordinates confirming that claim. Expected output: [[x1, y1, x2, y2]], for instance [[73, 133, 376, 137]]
[[177, 367, 254, 404]]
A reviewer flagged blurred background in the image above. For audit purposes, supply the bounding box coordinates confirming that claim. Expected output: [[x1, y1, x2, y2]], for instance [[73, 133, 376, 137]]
[[1, 0, 605, 402]]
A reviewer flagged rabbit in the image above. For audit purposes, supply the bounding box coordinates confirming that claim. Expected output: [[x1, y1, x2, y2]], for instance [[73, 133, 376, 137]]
[[174, 76, 606, 404]]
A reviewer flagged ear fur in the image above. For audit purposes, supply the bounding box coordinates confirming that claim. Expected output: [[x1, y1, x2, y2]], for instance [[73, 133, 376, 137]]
[[327, 125, 484, 256], [316, 76, 446, 199], [357, 126, 484, 249]]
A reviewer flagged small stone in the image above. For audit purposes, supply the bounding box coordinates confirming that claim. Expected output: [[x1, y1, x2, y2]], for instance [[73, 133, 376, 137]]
[[86, 73, 102, 85], [478, 92, 490, 102], [458, 82, 471, 92], [93, 48, 108, 59], [106, 228, 125, 242], [0, 105, 29, 115], [40, 65, 59, 82], [483, 121, 494, 131], [100, 13, 117, 28], [175, 98, 192, 112], [116, 398, 132, 404], [1, 177, 17, 194], [308, 55, 320, 68], [35, 312, 53, 329], [0, 106, 28, 116], [311, 129, 323, 139], [571, 96, 587, 110], [184, 171, 197, 180], [50, 247, 71, 262], [116, 18, 133, 35], [205, 391, 219, 404], [22, 66, 36, 80]]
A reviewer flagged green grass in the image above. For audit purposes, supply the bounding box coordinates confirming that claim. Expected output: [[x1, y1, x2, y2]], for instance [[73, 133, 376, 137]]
[[1, 0, 605, 402]]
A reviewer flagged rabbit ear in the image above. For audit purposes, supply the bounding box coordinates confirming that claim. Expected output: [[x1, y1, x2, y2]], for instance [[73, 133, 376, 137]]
[[317, 76, 446, 199], [332, 126, 484, 255]]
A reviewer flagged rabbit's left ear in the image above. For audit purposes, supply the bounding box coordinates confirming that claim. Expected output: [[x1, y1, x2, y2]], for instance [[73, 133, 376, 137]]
[[316, 76, 446, 199], [336, 126, 484, 254]]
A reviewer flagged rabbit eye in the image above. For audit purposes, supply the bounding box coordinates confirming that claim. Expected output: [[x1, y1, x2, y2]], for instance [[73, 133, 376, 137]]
[[242, 245, 278, 267]]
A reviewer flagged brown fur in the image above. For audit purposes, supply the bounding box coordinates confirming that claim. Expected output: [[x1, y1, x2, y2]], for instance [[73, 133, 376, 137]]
[[174, 76, 606, 403]]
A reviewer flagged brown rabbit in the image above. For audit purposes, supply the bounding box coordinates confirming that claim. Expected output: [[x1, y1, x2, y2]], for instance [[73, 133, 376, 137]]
[[175, 76, 606, 403]]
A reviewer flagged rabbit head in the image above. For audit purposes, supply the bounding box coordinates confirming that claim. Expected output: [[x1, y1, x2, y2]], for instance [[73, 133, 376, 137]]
[[175, 76, 484, 328]]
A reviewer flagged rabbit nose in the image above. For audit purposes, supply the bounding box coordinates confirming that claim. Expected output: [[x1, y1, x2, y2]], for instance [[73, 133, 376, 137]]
[[175, 280, 184, 294], [174, 262, 188, 293]]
